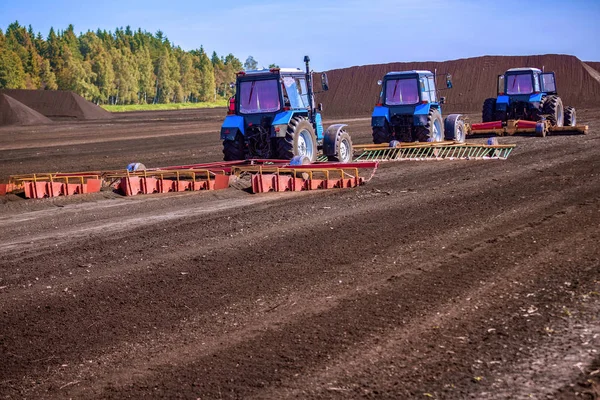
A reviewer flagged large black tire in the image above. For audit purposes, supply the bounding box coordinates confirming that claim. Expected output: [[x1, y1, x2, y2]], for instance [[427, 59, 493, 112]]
[[482, 98, 497, 123], [327, 130, 353, 162], [542, 95, 564, 127], [372, 126, 392, 144], [530, 94, 548, 122], [222, 133, 245, 161], [564, 106, 576, 127], [444, 114, 466, 142], [415, 108, 444, 142], [276, 117, 318, 162]]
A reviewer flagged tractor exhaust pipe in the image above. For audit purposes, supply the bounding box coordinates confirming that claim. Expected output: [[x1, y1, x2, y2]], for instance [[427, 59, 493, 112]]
[[304, 55, 314, 124]]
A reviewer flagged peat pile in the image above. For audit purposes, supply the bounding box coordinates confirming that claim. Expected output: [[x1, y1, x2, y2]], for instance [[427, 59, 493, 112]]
[[316, 54, 600, 118], [0, 90, 112, 120], [0, 94, 53, 126]]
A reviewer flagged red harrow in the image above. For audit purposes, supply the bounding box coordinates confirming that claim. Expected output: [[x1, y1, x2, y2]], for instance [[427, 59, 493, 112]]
[[467, 119, 588, 137], [0, 160, 379, 199]]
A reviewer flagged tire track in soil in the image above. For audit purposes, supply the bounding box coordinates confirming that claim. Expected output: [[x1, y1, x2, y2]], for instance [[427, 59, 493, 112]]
[[0, 112, 598, 397], [1, 144, 599, 397], [82, 191, 600, 399]]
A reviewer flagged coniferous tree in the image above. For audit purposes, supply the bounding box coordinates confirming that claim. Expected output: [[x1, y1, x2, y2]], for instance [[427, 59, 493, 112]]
[[0, 21, 246, 103], [137, 46, 154, 103], [0, 48, 26, 88], [40, 59, 58, 90]]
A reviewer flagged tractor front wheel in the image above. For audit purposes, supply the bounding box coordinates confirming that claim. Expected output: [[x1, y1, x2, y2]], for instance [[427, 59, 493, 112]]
[[276, 117, 317, 162], [444, 114, 466, 142], [223, 133, 246, 161], [416, 108, 444, 142], [542, 95, 564, 127], [482, 98, 497, 123], [327, 130, 353, 162]]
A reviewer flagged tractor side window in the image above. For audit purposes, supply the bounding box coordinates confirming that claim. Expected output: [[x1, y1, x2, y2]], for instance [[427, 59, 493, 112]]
[[541, 73, 556, 93], [385, 79, 419, 105], [239, 79, 281, 114], [427, 76, 437, 102], [506, 74, 534, 95], [420, 77, 430, 103], [296, 78, 309, 108], [282, 77, 304, 109]]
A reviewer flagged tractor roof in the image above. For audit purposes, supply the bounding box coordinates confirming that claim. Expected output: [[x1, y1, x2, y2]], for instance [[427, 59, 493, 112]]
[[506, 67, 542, 73], [241, 68, 303, 77], [385, 70, 433, 78]]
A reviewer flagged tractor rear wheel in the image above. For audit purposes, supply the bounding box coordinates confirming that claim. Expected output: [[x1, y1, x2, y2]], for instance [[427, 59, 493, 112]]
[[416, 108, 444, 142], [276, 117, 317, 162], [482, 98, 497, 122], [372, 126, 392, 144], [542, 95, 564, 127], [223, 133, 246, 161], [564, 106, 576, 127]]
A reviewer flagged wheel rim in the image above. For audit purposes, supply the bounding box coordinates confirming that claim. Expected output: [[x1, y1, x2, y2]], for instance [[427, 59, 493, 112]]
[[456, 125, 465, 142], [572, 113, 577, 126], [298, 129, 314, 158], [433, 119, 442, 141], [339, 138, 350, 162], [556, 103, 564, 127]]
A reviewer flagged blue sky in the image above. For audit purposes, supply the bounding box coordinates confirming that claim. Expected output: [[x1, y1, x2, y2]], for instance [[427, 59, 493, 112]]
[[1, 0, 599, 70]]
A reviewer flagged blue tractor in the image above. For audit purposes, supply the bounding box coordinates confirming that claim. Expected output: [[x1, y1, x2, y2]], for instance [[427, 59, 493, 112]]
[[482, 67, 576, 127], [220, 56, 353, 163], [370, 70, 465, 144]]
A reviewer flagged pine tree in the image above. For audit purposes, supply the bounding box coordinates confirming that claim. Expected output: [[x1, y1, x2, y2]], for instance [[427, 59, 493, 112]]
[[0, 48, 27, 88], [40, 58, 57, 90], [194, 46, 215, 102], [137, 46, 154, 103]]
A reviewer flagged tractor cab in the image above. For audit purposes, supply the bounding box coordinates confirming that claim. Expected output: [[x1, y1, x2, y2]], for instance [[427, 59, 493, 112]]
[[378, 70, 441, 108], [498, 68, 557, 100], [230, 67, 313, 126], [371, 70, 455, 143], [486, 67, 562, 124]]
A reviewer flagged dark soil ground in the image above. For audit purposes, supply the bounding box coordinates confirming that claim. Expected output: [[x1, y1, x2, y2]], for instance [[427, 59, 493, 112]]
[[0, 108, 599, 399]]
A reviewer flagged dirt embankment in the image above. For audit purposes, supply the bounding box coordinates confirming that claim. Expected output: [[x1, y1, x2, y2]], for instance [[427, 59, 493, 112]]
[[0, 94, 53, 126], [316, 54, 600, 118], [0, 90, 112, 121]]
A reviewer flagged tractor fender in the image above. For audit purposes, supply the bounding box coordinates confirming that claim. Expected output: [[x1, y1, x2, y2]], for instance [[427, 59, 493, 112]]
[[495, 95, 509, 112], [272, 110, 296, 126], [220, 115, 245, 140], [529, 93, 544, 103], [413, 103, 432, 126], [322, 124, 348, 156], [371, 106, 389, 127]]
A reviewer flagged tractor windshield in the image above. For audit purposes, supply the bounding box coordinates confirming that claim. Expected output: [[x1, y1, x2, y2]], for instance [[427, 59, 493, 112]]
[[506, 74, 534, 95], [385, 78, 419, 105], [239, 79, 281, 114]]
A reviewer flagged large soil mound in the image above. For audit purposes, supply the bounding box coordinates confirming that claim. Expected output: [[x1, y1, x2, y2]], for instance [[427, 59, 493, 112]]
[[316, 54, 600, 118], [0, 90, 112, 120], [0, 94, 53, 126]]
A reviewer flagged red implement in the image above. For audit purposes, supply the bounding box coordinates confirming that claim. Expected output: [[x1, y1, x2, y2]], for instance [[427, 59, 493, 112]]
[[23, 178, 102, 199], [471, 121, 503, 131], [117, 171, 230, 196]]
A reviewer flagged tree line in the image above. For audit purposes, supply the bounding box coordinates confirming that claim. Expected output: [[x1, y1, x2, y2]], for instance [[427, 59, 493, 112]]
[[0, 21, 264, 104]]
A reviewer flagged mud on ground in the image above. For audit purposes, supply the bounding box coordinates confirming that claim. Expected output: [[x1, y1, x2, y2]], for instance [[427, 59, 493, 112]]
[[0, 108, 599, 399]]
